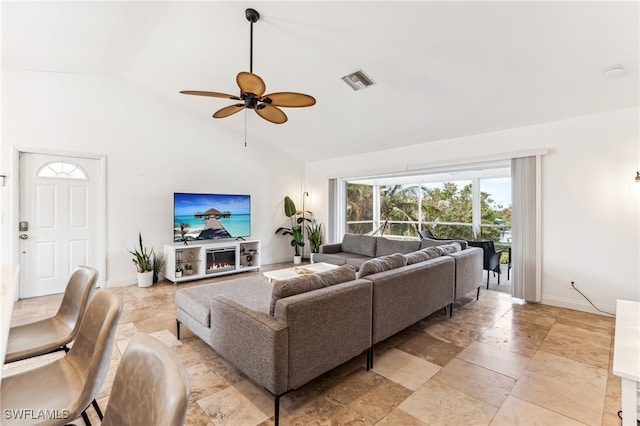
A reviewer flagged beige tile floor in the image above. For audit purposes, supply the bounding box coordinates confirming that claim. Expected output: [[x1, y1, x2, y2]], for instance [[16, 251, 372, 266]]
[[4, 262, 622, 426]]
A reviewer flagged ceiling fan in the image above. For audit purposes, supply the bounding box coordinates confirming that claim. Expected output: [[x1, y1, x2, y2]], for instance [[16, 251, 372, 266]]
[[180, 8, 316, 124]]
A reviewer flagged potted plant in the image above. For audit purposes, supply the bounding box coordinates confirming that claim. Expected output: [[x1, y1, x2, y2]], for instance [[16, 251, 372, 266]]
[[184, 264, 193, 276], [305, 221, 323, 263], [152, 253, 165, 283], [129, 232, 154, 287], [275, 195, 311, 264], [175, 266, 183, 278]]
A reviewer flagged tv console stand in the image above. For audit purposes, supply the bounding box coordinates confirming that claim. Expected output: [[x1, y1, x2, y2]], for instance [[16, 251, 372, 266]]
[[164, 239, 260, 284]]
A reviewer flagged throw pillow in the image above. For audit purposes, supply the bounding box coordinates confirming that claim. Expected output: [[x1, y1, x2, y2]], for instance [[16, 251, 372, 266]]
[[404, 247, 441, 265], [315, 264, 357, 287], [269, 274, 324, 316], [422, 247, 442, 258], [435, 242, 462, 255], [419, 239, 468, 250], [357, 253, 407, 278]]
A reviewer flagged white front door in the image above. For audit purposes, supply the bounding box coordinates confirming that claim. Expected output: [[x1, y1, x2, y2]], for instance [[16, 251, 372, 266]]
[[19, 153, 100, 298]]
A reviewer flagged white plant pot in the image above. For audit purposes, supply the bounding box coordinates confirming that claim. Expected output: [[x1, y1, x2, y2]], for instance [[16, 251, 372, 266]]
[[175, 271, 183, 278], [293, 255, 302, 265], [137, 271, 153, 288], [310, 253, 316, 264]]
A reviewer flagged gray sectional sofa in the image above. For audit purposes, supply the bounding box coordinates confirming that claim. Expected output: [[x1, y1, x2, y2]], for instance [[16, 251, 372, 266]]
[[174, 236, 483, 425], [315, 234, 483, 301]]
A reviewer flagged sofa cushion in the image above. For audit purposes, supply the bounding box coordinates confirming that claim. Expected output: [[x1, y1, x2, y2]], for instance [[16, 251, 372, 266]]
[[176, 278, 271, 327], [315, 264, 357, 287], [270, 274, 324, 316], [269, 265, 357, 315], [435, 242, 462, 255], [310, 252, 348, 266], [423, 246, 442, 258], [357, 253, 407, 278], [404, 247, 441, 265], [346, 256, 370, 271], [342, 234, 377, 257], [420, 238, 468, 250], [376, 238, 421, 256]]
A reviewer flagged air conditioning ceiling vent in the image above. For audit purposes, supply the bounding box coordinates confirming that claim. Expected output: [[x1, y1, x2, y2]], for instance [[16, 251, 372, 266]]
[[342, 70, 376, 91]]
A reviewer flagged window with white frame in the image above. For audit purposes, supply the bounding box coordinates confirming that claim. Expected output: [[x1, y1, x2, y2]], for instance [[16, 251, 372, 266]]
[[343, 162, 511, 243]]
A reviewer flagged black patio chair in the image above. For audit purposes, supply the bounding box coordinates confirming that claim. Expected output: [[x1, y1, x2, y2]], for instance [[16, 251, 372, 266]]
[[418, 230, 450, 240], [418, 229, 436, 239], [467, 240, 502, 289]]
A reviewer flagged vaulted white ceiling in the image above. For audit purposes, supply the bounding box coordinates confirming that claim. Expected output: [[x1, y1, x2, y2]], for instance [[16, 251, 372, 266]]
[[2, 1, 638, 161]]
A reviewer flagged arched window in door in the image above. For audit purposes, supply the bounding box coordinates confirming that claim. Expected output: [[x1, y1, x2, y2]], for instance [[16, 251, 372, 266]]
[[36, 160, 88, 180]]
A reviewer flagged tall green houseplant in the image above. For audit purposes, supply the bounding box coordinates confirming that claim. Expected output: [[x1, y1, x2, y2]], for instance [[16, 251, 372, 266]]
[[306, 221, 323, 253], [129, 232, 153, 273], [275, 196, 311, 259], [129, 231, 155, 287]]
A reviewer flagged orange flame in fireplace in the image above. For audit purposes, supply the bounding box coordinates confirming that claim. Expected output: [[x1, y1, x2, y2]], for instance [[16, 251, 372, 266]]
[[208, 262, 233, 271]]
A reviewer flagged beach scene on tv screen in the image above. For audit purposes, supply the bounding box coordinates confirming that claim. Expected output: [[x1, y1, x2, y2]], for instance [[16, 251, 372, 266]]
[[174, 193, 250, 241]]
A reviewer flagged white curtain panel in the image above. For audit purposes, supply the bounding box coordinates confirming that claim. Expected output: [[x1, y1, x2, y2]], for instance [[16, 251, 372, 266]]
[[511, 156, 541, 301], [328, 178, 346, 244]]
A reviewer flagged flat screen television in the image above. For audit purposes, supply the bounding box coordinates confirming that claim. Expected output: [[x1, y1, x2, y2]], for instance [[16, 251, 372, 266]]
[[174, 193, 251, 242]]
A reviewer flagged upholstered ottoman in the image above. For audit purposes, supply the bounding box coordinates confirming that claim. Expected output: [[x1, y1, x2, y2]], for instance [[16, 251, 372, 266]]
[[174, 277, 272, 345]]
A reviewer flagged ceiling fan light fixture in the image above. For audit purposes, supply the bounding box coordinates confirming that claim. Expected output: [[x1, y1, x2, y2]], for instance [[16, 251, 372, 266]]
[[179, 8, 315, 126], [342, 70, 376, 91]]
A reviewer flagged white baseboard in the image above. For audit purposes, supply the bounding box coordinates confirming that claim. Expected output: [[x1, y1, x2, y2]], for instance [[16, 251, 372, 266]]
[[541, 295, 616, 316]]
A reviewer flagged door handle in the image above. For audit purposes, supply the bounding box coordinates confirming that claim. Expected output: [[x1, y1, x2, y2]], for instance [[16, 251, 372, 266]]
[[19, 234, 28, 240]]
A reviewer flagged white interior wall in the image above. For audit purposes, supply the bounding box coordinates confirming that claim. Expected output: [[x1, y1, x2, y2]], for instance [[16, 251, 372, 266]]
[[305, 107, 640, 314], [1, 70, 304, 287], [2, 69, 638, 312]]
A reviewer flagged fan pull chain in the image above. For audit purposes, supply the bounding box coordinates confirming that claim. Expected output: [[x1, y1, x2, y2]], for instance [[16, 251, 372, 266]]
[[244, 109, 248, 147]]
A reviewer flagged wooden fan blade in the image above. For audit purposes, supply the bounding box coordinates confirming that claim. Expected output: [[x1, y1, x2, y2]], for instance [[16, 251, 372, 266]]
[[264, 92, 316, 107], [213, 104, 245, 118], [237, 72, 266, 96], [180, 90, 241, 100], [255, 104, 287, 124]]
